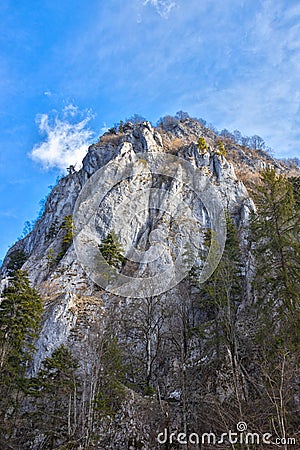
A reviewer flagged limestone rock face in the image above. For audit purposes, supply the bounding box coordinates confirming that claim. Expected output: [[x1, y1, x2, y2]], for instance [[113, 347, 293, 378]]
[[1, 120, 254, 367], [3, 118, 282, 448]]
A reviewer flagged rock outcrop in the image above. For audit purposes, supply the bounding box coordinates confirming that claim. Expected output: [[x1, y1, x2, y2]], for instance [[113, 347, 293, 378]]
[[1, 118, 297, 449]]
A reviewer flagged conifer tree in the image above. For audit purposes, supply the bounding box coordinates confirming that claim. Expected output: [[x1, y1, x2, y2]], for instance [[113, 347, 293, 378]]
[[95, 337, 125, 417], [197, 136, 208, 154], [56, 214, 75, 262], [250, 168, 300, 351], [99, 231, 124, 269], [250, 169, 300, 441], [216, 140, 226, 156], [251, 168, 300, 313], [290, 176, 300, 208], [0, 270, 42, 376], [196, 215, 246, 418], [0, 270, 43, 444], [28, 345, 79, 447], [197, 215, 244, 348], [6, 249, 28, 276]]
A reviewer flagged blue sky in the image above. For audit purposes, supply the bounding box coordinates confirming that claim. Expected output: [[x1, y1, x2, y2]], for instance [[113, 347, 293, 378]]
[[1, 0, 300, 260]]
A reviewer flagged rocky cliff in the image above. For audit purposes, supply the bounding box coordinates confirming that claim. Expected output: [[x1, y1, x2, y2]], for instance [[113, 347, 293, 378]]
[[2, 120, 251, 363], [1, 118, 298, 449]]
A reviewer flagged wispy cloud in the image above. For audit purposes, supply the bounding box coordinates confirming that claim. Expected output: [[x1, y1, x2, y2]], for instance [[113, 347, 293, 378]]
[[59, 0, 300, 158], [0, 210, 17, 218], [143, 0, 176, 18], [30, 105, 95, 171], [218, 0, 300, 157], [168, 0, 300, 158]]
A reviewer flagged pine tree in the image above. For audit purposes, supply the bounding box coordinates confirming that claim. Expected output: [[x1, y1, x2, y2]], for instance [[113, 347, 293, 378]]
[[251, 168, 300, 313], [197, 136, 208, 154], [6, 249, 27, 276], [197, 215, 244, 341], [250, 168, 300, 356], [95, 337, 125, 417], [0, 270, 43, 444], [216, 140, 226, 156], [99, 232, 124, 269], [56, 215, 75, 262], [290, 176, 300, 208], [0, 270, 43, 376], [250, 169, 300, 442], [196, 215, 246, 419], [28, 345, 79, 448]]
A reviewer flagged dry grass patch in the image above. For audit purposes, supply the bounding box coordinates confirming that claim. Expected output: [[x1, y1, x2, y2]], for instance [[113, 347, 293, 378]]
[[99, 133, 124, 146]]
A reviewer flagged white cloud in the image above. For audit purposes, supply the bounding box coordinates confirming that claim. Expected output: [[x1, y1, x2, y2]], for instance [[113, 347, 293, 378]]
[[0, 210, 17, 218], [143, 0, 176, 18], [176, 0, 300, 158], [62, 103, 79, 117], [100, 123, 109, 134], [30, 105, 95, 171]]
